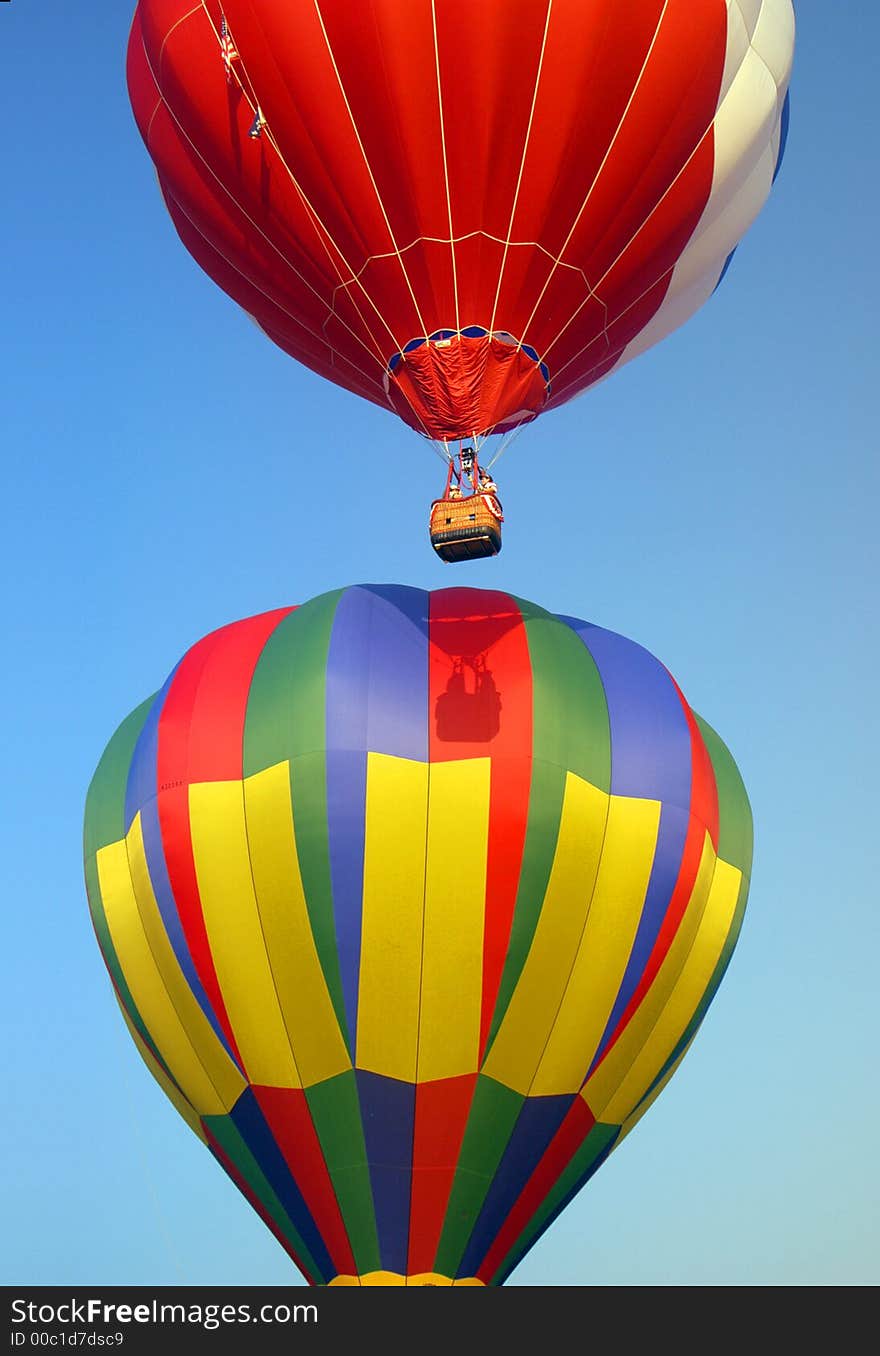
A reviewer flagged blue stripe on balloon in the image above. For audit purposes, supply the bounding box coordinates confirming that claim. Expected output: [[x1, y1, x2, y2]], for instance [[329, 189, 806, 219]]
[[492, 1122, 621, 1286], [358, 585, 430, 760], [558, 619, 692, 1074], [559, 620, 690, 804], [457, 1094, 572, 1277], [229, 1089, 335, 1283], [773, 90, 790, 183], [325, 585, 429, 1048], [712, 246, 736, 293], [123, 667, 176, 832], [124, 667, 239, 1066], [139, 791, 240, 1065], [355, 1071, 416, 1275]]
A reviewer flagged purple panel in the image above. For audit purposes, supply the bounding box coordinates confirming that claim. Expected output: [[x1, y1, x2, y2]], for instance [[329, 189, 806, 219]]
[[559, 619, 695, 1079], [558, 619, 691, 806], [124, 666, 176, 831], [126, 676, 237, 1065], [356, 1070, 416, 1275], [138, 791, 239, 1064], [325, 585, 430, 1046], [458, 1094, 572, 1276]]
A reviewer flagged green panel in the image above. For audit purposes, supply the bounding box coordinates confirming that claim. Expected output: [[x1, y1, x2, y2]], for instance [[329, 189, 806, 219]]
[[516, 596, 611, 790], [694, 713, 753, 876], [483, 759, 566, 1051], [203, 1112, 325, 1283], [434, 1076, 524, 1276], [484, 601, 611, 1051], [242, 590, 343, 773], [304, 1071, 381, 1275], [491, 1120, 621, 1285], [243, 591, 349, 1044], [83, 695, 156, 857]]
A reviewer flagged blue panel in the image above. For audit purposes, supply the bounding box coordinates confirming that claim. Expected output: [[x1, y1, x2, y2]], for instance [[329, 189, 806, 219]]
[[230, 1089, 335, 1282], [124, 668, 176, 831], [124, 666, 240, 1066], [456, 1094, 572, 1276], [461, 324, 487, 338], [560, 620, 691, 805], [493, 1124, 620, 1285], [713, 246, 737, 293], [773, 90, 790, 183], [587, 800, 692, 1076], [358, 585, 429, 760], [356, 1071, 416, 1274], [560, 618, 693, 1076], [324, 586, 428, 1045], [138, 791, 239, 1065], [324, 748, 367, 1047]]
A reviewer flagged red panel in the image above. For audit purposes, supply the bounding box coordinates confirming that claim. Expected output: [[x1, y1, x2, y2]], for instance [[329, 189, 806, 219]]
[[203, 1127, 317, 1285], [169, 609, 291, 784], [388, 334, 547, 440], [128, 0, 730, 436], [427, 590, 533, 1059], [253, 1086, 357, 1277], [407, 1074, 477, 1276], [154, 609, 291, 1067], [476, 1096, 595, 1284]]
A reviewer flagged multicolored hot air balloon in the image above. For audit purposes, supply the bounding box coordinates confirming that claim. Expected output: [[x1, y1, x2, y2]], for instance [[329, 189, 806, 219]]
[[126, 0, 793, 452], [84, 585, 752, 1286]]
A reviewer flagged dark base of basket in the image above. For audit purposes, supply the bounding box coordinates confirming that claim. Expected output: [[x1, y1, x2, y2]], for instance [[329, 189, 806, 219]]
[[430, 526, 502, 563]]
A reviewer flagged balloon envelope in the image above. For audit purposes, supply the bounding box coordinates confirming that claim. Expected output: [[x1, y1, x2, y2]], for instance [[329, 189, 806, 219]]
[[84, 585, 752, 1285], [126, 0, 794, 441]]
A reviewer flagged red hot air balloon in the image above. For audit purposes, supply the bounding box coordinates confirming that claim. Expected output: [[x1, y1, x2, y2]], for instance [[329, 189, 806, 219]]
[[84, 586, 753, 1286], [126, 0, 794, 458]]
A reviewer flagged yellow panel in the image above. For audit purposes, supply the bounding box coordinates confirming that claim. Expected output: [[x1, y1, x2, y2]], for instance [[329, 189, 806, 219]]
[[482, 772, 608, 1095], [115, 994, 208, 1144], [328, 1273, 484, 1287], [126, 815, 245, 1111], [189, 781, 300, 1089], [615, 1040, 693, 1143], [97, 838, 235, 1116], [356, 754, 428, 1081], [582, 827, 718, 1118], [243, 762, 351, 1087], [417, 759, 491, 1083], [529, 794, 661, 1096], [597, 853, 741, 1125]]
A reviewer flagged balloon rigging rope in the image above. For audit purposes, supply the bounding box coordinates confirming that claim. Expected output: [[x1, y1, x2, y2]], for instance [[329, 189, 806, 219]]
[[430, 0, 461, 336], [176, 4, 781, 453], [313, 0, 432, 344], [544, 27, 786, 396], [514, 1, 671, 358], [192, 3, 442, 446], [484, 422, 526, 472], [488, 0, 554, 337], [148, 10, 386, 390]]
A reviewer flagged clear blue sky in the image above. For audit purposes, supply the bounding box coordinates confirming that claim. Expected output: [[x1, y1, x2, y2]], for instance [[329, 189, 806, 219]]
[[2, 2, 877, 1287]]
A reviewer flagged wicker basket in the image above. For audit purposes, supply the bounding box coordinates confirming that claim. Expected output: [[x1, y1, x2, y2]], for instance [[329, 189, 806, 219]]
[[429, 494, 503, 562]]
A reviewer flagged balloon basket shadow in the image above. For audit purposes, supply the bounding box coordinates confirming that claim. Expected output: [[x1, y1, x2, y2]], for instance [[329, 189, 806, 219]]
[[429, 495, 502, 562]]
